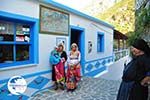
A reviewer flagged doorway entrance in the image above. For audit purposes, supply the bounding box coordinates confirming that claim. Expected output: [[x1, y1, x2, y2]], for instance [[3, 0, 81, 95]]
[[70, 29, 81, 50], [70, 26, 85, 75]]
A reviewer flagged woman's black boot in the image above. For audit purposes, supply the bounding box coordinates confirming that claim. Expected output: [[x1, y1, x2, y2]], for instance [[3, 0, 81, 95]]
[[54, 82, 58, 90]]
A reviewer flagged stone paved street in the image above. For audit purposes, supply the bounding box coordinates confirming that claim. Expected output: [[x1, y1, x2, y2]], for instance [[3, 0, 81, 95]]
[[30, 77, 121, 100], [29, 57, 128, 100], [30, 57, 128, 100]]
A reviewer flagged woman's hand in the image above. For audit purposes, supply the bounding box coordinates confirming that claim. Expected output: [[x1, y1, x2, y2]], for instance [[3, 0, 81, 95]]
[[141, 76, 150, 86]]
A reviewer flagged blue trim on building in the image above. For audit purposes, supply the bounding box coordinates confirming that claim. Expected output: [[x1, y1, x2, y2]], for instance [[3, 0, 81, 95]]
[[81, 30, 86, 75], [70, 25, 85, 31], [84, 66, 106, 77], [0, 42, 31, 44], [0, 11, 37, 23], [13, 24, 16, 62], [85, 56, 113, 64], [31, 19, 39, 64], [0, 70, 51, 84], [97, 32, 105, 52], [0, 66, 68, 84], [84, 56, 113, 75], [42, 0, 114, 29], [0, 11, 39, 68]]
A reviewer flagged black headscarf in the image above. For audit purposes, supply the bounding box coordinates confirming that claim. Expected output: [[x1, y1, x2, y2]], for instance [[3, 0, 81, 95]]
[[132, 39, 150, 57]]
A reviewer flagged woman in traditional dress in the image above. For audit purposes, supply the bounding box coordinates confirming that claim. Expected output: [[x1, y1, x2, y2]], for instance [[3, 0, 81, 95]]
[[57, 44, 67, 89], [66, 43, 81, 92], [49, 46, 65, 90], [117, 39, 150, 100]]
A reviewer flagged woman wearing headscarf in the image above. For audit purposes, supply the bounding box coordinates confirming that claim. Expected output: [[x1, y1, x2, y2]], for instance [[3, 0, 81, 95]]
[[57, 44, 67, 89], [117, 39, 150, 100], [58, 44, 67, 65], [49, 46, 65, 90], [66, 43, 81, 92]]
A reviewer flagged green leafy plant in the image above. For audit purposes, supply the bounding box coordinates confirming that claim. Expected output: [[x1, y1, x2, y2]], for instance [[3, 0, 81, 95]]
[[128, 1, 150, 46]]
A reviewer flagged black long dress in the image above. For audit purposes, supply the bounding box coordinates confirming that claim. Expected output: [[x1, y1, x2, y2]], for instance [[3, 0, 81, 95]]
[[117, 54, 150, 100], [52, 51, 67, 81]]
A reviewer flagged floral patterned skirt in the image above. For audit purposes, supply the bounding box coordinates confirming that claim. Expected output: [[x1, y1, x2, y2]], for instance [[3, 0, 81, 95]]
[[66, 64, 81, 90], [53, 61, 65, 83]]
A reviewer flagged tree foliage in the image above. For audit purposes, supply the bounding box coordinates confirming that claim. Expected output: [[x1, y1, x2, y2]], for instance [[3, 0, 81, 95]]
[[96, 0, 135, 34]]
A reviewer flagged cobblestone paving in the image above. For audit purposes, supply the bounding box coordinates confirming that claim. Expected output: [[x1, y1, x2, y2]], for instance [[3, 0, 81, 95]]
[[30, 77, 121, 100]]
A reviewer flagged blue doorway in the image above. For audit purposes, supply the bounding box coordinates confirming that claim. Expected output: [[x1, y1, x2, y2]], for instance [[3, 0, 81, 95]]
[[70, 26, 85, 75]]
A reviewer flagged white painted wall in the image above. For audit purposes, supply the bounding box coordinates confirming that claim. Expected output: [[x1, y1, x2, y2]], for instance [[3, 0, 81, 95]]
[[70, 13, 113, 62], [0, 0, 113, 81], [38, 34, 69, 69], [0, 0, 39, 19]]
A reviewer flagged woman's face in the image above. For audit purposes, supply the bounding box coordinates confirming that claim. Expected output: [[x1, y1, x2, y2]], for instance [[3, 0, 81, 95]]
[[72, 46, 76, 51], [131, 46, 143, 56], [58, 46, 63, 52]]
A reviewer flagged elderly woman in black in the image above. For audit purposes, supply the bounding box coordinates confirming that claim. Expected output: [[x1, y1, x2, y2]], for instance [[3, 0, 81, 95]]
[[117, 39, 150, 100]]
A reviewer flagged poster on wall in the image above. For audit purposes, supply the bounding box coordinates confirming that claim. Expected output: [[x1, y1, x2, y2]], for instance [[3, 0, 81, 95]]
[[88, 41, 92, 53], [40, 5, 69, 35], [56, 38, 67, 51]]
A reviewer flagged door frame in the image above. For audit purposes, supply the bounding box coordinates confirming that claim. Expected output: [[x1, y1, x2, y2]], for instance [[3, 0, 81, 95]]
[[69, 25, 85, 75]]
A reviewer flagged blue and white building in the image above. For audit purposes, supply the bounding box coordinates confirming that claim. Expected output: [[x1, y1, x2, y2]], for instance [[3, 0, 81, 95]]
[[0, 0, 114, 99]]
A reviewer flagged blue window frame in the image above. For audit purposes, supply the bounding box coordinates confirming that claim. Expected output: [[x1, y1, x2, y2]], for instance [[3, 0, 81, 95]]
[[97, 32, 104, 52], [0, 11, 39, 69]]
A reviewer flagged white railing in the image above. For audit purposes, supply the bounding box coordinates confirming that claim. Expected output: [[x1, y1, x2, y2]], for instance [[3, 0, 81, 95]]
[[114, 49, 129, 61]]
